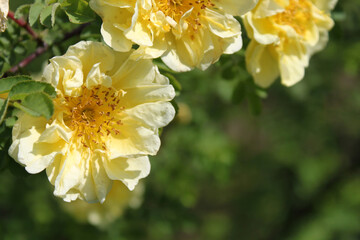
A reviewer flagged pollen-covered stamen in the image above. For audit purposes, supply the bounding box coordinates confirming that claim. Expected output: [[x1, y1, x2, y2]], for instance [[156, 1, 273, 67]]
[[155, 0, 215, 31], [59, 85, 125, 150], [273, 0, 313, 36]]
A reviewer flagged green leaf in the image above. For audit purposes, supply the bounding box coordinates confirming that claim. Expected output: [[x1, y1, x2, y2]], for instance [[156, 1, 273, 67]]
[[0, 75, 32, 94], [14, 4, 31, 19], [41, 3, 60, 27], [232, 81, 246, 104], [155, 61, 177, 74], [29, 2, 46, 26], [60, 0, 95, 24], [164, 73, 182, 93], [51, 3, 60, 26], [5, 116, 17, 127], [9, 81, 56, 100], [40, 5, 53, 27], [0, 98, 9, 125], [14, 92, 54, 119]]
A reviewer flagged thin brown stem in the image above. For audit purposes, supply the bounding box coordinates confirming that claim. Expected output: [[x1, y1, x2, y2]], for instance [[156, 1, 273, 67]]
[[7, 11, 39, 40], [4, 23, 90, 75]]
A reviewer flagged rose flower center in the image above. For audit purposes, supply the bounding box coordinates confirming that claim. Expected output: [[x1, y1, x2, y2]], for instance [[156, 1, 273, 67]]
[[58, 85, 125, 150], [155, 0, 215, 30], [273, 0, 312, 36]]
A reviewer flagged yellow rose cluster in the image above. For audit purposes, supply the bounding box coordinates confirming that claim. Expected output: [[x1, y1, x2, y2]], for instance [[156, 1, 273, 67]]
[[8, 0, 337, 207], [10, 41, 175, 203], [244, 0, 337, 87]]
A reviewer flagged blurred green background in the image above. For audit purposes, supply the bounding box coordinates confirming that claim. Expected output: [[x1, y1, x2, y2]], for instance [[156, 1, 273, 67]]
[[1, 0, 360, 239]]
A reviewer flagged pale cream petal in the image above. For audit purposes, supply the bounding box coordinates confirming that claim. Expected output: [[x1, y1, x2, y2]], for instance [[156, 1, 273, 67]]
[[124, 102, 176, 129], [111, 58, 156, 89], [108, 119, 161, 157], [244, 14, 279, 45], [65, 41, 115, 76], [246, 41, 279, 88], [0, 0, 8, 16], [0, 0, 8, 32], [204, 9, 241, 38], [90, 152, 113, 203], [121, 85, 175, 108], [101, 23, 134, 52], [124, 3, 153, 46], [279, 53, 306, 86], [312, 0, 338, 11], [42, 61, 60, 88], [223, 33, 243, 54], [213, 0, 258, 16], [162, 30, 210, 72], [85, 63, 112, 88], [104, 156, 150, 190], [253, 0, 288, 18], [131, 36, 168, 59], [53, 147, 89, 201], [93, 0, 133, 8]]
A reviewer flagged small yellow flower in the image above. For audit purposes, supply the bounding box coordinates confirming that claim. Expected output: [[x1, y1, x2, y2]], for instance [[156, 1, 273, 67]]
[[244, 0, 337, 87], [9, 41, 176, 203], [0, 0, 9, 32], [89, 0, 258, 72], [61, 181, 144, 228]]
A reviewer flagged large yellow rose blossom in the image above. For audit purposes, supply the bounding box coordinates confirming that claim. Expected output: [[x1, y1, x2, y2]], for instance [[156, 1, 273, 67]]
[[243, 0, 337, 87], [61, 181, 144, 228], [0, 0, 9, 32], [9, 41, 176, 203], [89, 0, 258, 72]]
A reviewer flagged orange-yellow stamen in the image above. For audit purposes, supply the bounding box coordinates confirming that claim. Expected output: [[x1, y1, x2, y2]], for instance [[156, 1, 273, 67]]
[[155, 0, 215, 31], [56, 85, 124, 150], [273, 0, 312, 36]]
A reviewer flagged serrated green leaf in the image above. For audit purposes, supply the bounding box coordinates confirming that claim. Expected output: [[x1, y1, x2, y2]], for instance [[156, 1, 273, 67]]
[[14, 92, 54, 119], [0, 76, 32, 94], [40, 5, 53, 27], [232, 81, 246, 104], [14, 4, 31, 19], [60, 0, 95, 24], [0, 98, 9, 125], [29, 2, 46, 26], [51, 3, 60, 26], [9, 81, 56, 100]]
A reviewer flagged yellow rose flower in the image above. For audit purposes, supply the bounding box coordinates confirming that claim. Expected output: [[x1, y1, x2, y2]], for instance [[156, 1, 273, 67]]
[[61, 181, 144, 228], [243, 0, 337, 87], [89, 0, 258, 72], [9, 41, 176, 203], [0, 0, 9, 32]]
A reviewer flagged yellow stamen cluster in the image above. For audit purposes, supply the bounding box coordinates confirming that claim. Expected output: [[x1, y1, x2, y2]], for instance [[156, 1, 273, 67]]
[[58, 85, 125, 150], [273, 0, 312, 36], [154, 0, 215, 31]]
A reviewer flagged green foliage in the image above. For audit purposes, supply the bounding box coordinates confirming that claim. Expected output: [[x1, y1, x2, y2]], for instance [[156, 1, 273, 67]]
[[14, 92, 54, 119], [29, 2, 46, 26], [0, 76, 56, 119], [0, 75, 32, 93], [59, 0, 96, 24]]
